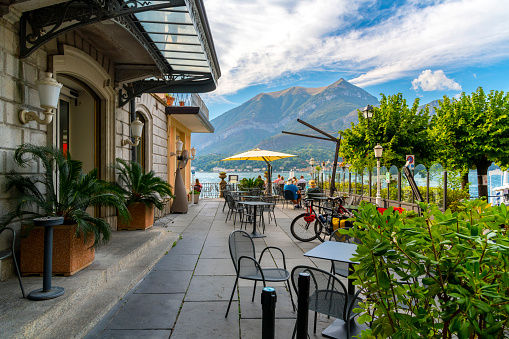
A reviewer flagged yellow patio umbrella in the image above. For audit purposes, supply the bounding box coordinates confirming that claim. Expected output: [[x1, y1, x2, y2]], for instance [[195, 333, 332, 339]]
[[221, 148, 298, 194]]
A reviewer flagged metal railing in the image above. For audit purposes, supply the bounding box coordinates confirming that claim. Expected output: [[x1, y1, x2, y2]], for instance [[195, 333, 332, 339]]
[[199, 183, 239, 198]]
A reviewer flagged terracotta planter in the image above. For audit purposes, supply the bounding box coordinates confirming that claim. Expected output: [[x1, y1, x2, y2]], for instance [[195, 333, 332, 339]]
[[166, 96, 174, 106], [193, 194, 200, 204], [118, 203, 154, 230], [20, 224, 95, 276], [179, 100, 185, 106]]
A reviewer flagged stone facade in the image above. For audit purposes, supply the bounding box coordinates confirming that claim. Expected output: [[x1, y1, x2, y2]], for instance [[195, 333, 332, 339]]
[[0, 14, 196, 279]]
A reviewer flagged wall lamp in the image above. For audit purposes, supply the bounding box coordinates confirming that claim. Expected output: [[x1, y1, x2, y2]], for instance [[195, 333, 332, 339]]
[[19, 72, 63, 125], [122, 117, 144, 147], [170, 136, 196, 160]]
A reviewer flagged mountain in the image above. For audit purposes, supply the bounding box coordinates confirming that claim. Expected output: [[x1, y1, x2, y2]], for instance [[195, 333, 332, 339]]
[[194, 79, 379, 156]]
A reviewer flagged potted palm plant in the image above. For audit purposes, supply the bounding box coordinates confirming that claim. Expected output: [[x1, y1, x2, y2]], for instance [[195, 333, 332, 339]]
[[1, 144, 129, 275], [114, 159, 174, 230]]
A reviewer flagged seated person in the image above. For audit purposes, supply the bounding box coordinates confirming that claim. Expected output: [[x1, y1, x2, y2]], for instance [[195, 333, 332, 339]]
[[193, 178, 202, 193], [273, 174, 282, 184], [284, 180, 302, 208], [305, 180, 321, 198], [297, 175, 307, 185]]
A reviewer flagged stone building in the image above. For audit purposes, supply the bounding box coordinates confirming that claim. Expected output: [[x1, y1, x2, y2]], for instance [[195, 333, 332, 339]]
[[0, 0, 220, 279]]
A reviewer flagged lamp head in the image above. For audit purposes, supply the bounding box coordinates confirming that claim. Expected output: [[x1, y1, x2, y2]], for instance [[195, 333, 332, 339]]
[[191, 146, 196, 159], [130, 117, 144, 139], [176, 137, 183, 156], [19, 72, 63, 125], [374, 143, 383, 159], [362, 105, 373, 120], [309, 158, 315, 166]]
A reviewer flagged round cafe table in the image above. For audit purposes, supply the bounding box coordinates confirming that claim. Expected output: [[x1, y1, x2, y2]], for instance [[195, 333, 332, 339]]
[[238, 201, 273, 238]]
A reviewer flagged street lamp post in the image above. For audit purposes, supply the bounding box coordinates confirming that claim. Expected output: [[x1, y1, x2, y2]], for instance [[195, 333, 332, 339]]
[[374, 144, 383, 207], [309, 158, 316, 182], [363, 105, 374, 128]]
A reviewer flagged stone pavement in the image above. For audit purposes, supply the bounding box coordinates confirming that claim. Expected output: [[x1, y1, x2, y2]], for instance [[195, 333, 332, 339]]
[[85, 199, 351, 339]]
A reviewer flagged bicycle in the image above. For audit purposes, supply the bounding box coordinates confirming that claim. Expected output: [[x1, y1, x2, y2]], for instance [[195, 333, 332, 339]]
[[290, 196, 353, 242]]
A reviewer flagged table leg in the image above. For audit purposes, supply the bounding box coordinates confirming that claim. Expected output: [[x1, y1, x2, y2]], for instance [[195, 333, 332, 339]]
[[249, 205, 265, 238], [348, 263, 355, 295], [27, 225, 65, 301]]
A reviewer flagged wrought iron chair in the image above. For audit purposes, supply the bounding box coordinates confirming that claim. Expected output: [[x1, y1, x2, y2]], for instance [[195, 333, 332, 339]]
[[0, 227, 26, 298], [291, 265, 363, 338], [283, 190, 295, 208], [225, 230, 295, 317], [222, 189, 230, 212], [260, 195, 277, 231], [225, 194, 245, 227]]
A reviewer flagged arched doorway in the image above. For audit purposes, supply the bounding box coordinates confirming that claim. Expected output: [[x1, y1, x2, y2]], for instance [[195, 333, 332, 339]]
[[55, 74, 100, 174]]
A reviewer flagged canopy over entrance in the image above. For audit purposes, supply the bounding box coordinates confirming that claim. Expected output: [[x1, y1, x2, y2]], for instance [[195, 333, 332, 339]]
[[221, 149, 298, 194]]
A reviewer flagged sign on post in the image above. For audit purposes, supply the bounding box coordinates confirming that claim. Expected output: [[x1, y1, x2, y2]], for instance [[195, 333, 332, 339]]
[[385, 172, 390, 184], [406, 155, 415, 170]]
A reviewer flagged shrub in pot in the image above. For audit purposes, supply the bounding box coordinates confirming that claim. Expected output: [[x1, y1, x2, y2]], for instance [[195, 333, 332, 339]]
[[341, 200, 509, 338], [114, 159, 174, 230], [1, 144, 129, 275]]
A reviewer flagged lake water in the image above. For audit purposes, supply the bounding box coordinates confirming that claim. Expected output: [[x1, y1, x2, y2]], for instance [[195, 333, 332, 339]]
[[193, 170, 505, 201]]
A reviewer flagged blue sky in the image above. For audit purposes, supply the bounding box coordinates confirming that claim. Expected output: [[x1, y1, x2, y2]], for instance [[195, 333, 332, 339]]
[[202, 0, 509, 120]]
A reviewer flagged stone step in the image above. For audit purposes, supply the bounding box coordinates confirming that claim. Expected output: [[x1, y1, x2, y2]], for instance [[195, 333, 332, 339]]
[[0, 227, 180, 339]]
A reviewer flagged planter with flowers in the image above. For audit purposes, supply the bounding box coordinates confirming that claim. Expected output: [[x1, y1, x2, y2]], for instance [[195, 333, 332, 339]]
[[165, 93, 174, 106]]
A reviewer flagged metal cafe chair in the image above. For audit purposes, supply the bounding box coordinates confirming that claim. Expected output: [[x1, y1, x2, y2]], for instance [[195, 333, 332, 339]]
[[225, 230, 295, 317], [0, 227, 26, 298], [291, 265, 363, 338]]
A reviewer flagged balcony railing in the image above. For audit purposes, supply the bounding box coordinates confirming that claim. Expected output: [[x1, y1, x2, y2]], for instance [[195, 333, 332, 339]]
[[165, 93, 209, 120]]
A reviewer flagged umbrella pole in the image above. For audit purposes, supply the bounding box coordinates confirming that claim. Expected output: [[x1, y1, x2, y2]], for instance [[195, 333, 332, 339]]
[[264, 158, 272, 195]]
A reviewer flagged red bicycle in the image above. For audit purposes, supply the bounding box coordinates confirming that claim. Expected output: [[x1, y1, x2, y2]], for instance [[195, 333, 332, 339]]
[[290, 196, 353, 242]]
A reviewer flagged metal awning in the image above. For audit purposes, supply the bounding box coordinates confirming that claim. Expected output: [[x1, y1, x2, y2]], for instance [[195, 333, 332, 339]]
[[166, 106, 214, 133], [14, 0, 220, 106]]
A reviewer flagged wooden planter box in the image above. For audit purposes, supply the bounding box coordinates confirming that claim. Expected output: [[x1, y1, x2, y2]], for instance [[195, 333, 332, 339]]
[[20, 224, 95, 276], [118, 203, 154, 230]]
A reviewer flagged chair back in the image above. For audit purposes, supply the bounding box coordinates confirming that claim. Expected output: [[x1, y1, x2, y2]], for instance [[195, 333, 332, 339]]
[[0, 227, 15, 260], [226, 194, 238, 210], [284, 190, 294, 201], [228, 230, 257, 275], [291, 265, 349, 320], [297, 183, 306, 191], [278, 184, 285, 196]]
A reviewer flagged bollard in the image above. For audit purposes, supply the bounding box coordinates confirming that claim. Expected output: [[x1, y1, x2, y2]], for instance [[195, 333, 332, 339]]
[[261, 287, 277, 339], [296, 273, 310, 339]]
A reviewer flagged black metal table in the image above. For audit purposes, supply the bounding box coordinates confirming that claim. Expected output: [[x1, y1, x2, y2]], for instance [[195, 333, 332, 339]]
[[27, 216, 65, 301], [238, 201, 273, 238], [303, 241, 358, 295], [304, 241, 363, 338]]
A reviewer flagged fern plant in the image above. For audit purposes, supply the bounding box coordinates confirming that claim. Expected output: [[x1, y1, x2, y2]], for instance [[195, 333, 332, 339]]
[[1, 144, 129, 246], [114, 158, 174, 210]]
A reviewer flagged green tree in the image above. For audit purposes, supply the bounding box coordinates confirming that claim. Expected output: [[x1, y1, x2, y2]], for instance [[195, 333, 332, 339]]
[[340, 94, 432, 170], [430, 88, 509, 198]]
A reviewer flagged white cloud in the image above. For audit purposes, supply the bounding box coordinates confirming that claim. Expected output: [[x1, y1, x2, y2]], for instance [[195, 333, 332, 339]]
[[203, 0, 509, 96], [411, 70, 461, 91]]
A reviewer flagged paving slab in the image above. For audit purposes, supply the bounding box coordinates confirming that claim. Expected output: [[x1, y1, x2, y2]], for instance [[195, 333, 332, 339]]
[[97, 329, 172, 339], [134, 270, 193, 294], [153, 254, 199, 271], [185, 275, 238, 302], [171, 301, 240, 339], [194, 258, 236, 276], [106, 293, 184, 330]]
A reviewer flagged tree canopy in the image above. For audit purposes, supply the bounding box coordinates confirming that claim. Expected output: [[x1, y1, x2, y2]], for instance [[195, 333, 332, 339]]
[[430, 88, 509, 197], [339, 93, 432, 170]]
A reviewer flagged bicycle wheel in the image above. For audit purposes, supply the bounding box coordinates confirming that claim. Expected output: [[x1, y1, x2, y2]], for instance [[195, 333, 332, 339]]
[[290, 213, 319, 242], [314, 217, 325, 242]]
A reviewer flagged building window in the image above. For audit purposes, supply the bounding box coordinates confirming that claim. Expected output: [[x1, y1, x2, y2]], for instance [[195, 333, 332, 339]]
[[135, 112, 146, 170]]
